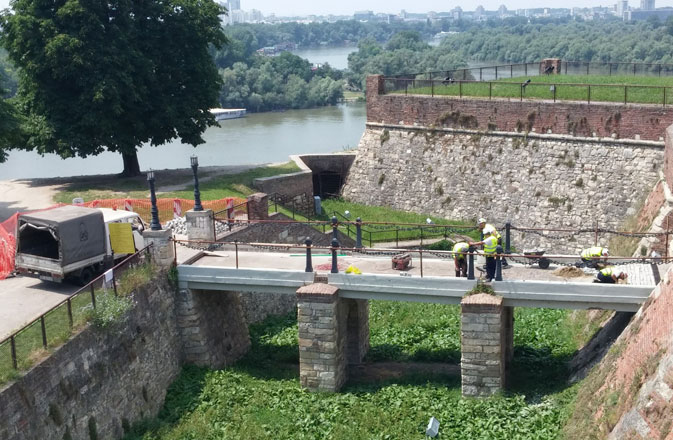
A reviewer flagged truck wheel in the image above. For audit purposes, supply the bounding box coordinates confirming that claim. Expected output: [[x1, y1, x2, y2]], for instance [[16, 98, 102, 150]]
[[78, 268, 95, 286]]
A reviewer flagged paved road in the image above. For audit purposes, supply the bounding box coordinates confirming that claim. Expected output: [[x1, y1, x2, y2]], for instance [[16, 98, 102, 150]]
[[0, 275, 78, 340]]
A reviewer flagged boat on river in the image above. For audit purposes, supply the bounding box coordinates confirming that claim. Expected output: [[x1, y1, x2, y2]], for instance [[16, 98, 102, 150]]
[[210, 108, 247, 121]]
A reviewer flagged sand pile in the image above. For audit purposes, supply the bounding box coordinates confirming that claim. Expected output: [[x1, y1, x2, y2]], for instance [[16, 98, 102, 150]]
[[553, 266, 587, 278]]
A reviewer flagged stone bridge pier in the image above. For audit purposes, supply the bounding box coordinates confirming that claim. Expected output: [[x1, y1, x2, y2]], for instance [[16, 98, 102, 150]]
[[296, 283, 369, 392], [461, 294, 513, 397]]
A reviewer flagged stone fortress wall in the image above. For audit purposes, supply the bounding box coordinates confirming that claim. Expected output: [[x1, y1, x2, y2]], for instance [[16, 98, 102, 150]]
[[342, 75, 673, 253]]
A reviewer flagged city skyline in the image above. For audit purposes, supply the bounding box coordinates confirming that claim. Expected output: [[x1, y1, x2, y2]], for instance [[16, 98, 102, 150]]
[[3, 0, 673, 15]]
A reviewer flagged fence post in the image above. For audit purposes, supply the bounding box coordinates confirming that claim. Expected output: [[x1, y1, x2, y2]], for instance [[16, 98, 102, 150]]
[[112, 272, 118, 296], [505, 222, 511, 254], [90, 284, 96, 309], [495, 246, 503, 281], [467, 247, 475, 280], [235, 241, 239, 269], [331, 238, 340, 274], [355, 217, 363, 249], [495, 65, 498, 80], [305, 238, 313, 272], [459, 81, 462, 98], [67, 299, 73, 328], [624, 86, 627, 104], [588, 85, 591, 104], [520, 84, 523, 101], [664, 87, 667, 107], [510, 64, 513, 78], [489, 82, 492, 99], [480, 67, 483, 81], [10, 336, 17, 369], [331, 216, 338, 240], [40, 316, 47, 349], [396, 229, 399, 248], [419, 248, 424, 278], [431, 81, 434, 97]]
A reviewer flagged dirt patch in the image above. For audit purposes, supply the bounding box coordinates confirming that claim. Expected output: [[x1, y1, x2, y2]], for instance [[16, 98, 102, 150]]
[[553, 266, 587, 278], [348, 361, 459, 384]]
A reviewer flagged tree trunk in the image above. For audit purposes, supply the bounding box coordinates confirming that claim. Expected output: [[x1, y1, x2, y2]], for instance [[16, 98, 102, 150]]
[[121, 151, 141, 177]]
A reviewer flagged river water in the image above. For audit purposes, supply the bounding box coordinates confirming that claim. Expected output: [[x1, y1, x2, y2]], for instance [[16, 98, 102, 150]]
[[0, 103, 366, 180], [290, 46, 358, 70]]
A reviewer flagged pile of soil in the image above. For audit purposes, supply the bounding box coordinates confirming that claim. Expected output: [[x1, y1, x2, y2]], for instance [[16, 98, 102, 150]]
[[553, 266, 587, 278]]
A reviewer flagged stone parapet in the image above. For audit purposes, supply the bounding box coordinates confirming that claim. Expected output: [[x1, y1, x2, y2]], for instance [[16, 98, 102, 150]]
[[461, 293, 510, 397], [185, 209, 215, 242], [142, 228, 175, 267]]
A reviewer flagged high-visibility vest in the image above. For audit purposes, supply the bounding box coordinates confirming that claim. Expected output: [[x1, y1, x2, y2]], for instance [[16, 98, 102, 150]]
[[484, 236, 498, 255], [599, 267, 615, 277], [581, 247, 605, 259], [483, 224, 501, 240], [453, 242, 469, 258]]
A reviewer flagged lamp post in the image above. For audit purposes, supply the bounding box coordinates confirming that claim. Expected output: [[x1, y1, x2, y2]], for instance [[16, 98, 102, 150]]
[[190, 155, 203, 212], [147, 170, 162, 231]]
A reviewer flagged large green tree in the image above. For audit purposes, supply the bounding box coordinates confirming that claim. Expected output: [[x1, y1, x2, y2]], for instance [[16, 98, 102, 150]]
[[0, 0, 226, 176], [0, 81, 24, 162]]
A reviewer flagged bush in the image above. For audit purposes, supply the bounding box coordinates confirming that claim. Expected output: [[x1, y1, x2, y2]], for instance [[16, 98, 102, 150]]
[[89, 293, 133, 330]]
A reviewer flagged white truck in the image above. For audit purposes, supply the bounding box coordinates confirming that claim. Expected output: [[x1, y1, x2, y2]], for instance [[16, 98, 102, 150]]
[[14, 205, 146, 285]]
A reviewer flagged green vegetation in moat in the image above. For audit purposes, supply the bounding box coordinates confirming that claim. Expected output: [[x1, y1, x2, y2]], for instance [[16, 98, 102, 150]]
[[398, 75, 673, 105], [124, 303, 581, 439], [0, 261, 159, 386]]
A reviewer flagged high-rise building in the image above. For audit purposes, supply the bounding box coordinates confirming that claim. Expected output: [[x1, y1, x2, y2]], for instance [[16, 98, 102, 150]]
[[640, 0, 654, 10], [228, 0, 241, 11], [617, 0, 628, 16]]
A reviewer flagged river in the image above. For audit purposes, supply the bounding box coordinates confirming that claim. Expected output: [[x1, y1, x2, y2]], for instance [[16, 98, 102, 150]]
[[290, 46, 358, 70], [0, 103, 366, 180]]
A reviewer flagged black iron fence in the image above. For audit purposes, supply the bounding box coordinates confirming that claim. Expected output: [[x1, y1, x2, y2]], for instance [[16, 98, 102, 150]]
[[0, 245, 153, 382], [383, 77, 673, 106], [389, 61, 673, 83]]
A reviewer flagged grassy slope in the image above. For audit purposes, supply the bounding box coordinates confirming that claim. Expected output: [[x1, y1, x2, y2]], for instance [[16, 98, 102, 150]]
[[53, 162, 301, 203], [124, 304, 582, 440], [403, 74, 673, 105]]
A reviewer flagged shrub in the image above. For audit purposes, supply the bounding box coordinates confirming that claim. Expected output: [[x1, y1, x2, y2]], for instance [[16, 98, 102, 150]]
[[89, 293, 133, 330]]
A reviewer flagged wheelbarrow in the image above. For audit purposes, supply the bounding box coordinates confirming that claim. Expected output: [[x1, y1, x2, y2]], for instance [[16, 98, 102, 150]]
[[522, 248, 551, 269]]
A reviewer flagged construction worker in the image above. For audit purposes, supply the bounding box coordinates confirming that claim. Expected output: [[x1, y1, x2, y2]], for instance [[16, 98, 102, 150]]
[[594, 266, 628, 284], [579, 246, 609, 269], [469, 230, 498, 282], [453, 241, 470, 277], [477, 218, 509, 268]]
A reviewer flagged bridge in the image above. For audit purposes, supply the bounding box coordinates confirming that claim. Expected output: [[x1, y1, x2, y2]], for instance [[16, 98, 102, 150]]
[[176, 243, 659, 397]]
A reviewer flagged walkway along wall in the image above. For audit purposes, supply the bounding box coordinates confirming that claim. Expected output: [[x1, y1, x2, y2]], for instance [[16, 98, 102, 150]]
[[342, 75, 669, 253]]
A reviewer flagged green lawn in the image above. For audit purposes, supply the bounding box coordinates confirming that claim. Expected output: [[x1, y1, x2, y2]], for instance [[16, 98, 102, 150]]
[[397, 74, 673, 105], [123, 303, 581, 440], [54, 162, 301, 204]]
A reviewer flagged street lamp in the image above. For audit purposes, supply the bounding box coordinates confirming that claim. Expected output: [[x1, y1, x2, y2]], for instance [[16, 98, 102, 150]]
[[190, 155, 203, 212], [147, 170, 162, 231]]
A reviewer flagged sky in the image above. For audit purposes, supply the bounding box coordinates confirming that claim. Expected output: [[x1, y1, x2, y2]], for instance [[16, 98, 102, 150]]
[[3, 0, 673, 15]]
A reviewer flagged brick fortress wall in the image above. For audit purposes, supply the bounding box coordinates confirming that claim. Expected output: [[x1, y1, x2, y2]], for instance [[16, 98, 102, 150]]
[[366, 75, 673, 142]]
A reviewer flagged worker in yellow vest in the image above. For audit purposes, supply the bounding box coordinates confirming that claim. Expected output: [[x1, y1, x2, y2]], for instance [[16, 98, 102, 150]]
[[579, 246, 609, 269], [478, 218, 509, 268], [469, 230, 498, 282], [453, 241, 470, 277], [594, 266, 628, 284]]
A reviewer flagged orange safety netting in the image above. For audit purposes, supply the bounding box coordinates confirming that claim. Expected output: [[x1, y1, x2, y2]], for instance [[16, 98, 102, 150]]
[[0, 197, 246, 280]]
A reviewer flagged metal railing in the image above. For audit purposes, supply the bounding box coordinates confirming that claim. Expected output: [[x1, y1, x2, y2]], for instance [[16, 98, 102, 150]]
[[383, 77, 673, 106], [0, 244, 153, 379], [174, 238, 670, 283], [213, 200, 249, 234], [389, 61, 673, 83]]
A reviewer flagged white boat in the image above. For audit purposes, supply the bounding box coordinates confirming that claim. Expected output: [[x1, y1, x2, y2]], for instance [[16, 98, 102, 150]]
[[209, 108, 247, 121]]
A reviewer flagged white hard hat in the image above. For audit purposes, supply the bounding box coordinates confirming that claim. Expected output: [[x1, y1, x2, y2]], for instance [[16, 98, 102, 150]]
[[602, 248, 609, 256], [478, 217, 487, 224]]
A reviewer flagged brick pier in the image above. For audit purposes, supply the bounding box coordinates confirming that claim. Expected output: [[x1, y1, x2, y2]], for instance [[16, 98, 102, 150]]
[[296, 283, 369, 392], [460, 294, 513, 397]]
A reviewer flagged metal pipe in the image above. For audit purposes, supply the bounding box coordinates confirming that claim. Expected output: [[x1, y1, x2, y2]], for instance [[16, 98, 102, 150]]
[[40, 316, 47, 349]]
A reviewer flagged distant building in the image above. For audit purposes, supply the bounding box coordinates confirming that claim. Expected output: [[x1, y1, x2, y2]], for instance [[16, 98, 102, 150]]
[[640, 0, 655, 10], [354, 10, 374, 21], [227, 0, 240, 11], [451, 6, 462, 20], [616, 0, 629, 17], [626, 7, 673, 20]]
